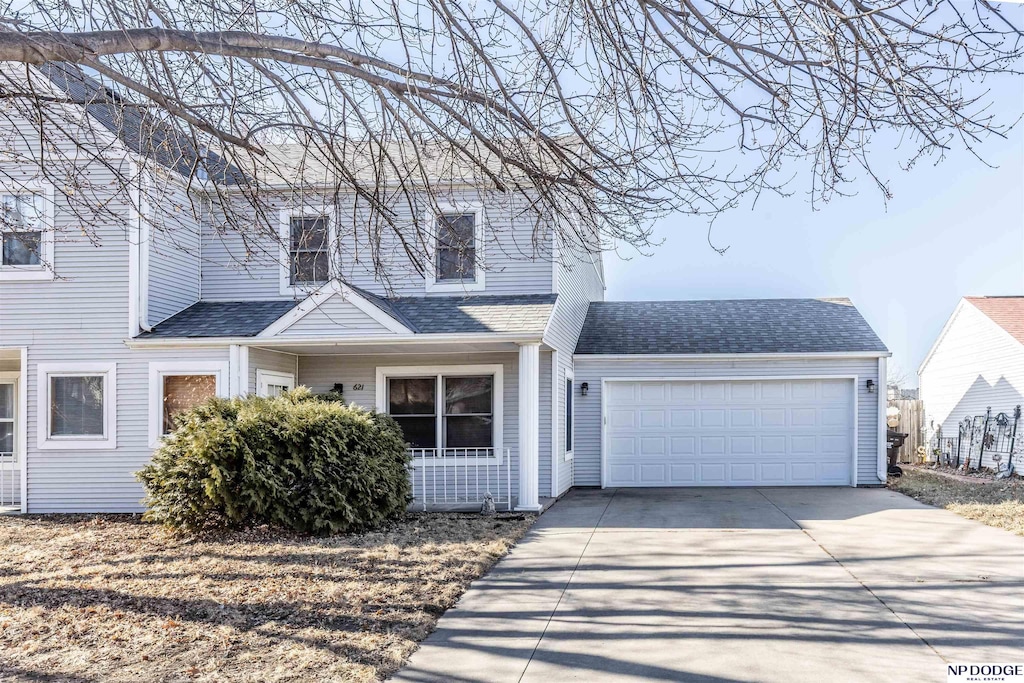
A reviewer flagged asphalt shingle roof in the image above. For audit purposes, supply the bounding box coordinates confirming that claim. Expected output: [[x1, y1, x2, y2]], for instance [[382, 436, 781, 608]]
[[388, 294, 557, 334], [138, 301, 297, 338], [139, 294, 558, 338], [38, 62, 243, 183], [574, 298, 888, 355]]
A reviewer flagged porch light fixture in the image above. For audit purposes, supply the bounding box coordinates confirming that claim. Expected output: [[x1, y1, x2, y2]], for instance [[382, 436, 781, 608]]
[[333, 383, 344, 395], [866, 379, 875, 393], [580, 382, 589, 396]]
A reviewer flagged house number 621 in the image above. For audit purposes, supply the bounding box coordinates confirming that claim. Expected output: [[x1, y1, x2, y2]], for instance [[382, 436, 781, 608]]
[[353, 383, 364, 391]]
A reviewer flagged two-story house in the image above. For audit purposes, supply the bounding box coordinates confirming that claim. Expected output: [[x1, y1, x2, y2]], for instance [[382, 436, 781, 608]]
[[0, 63, 891, 513]]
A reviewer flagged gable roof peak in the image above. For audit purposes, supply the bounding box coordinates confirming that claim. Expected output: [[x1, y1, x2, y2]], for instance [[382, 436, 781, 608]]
[[963, 296, 1024, 345]]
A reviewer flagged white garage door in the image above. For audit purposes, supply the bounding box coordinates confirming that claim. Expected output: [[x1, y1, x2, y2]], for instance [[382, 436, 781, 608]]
[[604, 379, 854, 487]]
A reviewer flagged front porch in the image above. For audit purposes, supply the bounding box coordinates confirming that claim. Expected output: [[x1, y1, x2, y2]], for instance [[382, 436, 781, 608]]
[[248, 340, 551, 512]]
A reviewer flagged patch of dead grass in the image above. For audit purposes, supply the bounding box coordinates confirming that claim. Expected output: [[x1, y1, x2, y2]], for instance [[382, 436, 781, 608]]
[[889, 468, 1024, 535], [0, 512, 534, 682]]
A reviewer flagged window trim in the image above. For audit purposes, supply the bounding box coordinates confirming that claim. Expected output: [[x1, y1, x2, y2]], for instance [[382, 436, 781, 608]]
[[375, 364, 503, 463], [424, 203, 486, 293], [36, 362, 117, 450], [278, 205, 337, 296], [148, 361, 229, 446], [0, 184, 55, 282], [564, 369, 574, 461], [256, 369, 296, 397]]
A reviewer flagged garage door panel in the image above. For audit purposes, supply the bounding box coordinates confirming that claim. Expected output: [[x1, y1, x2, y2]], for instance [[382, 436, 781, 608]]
[[671, 409, 696, 427], [670, 436, 695, 454], [605, 379, 853, 487], [610, 464, 636, 484], [700, 409, 726, 427], [700, 436, 726, 455], [760, 383, 787, 400], [730, 463, 756, 482], [730, 409, 756, 427], [700, 463, 726, 483], [730, 382, 756, 400], [790, 436, 817, 454], [639, 463, 666, 483], [759, 462, 787, 483], [791, 462, 818, 482], [670, 383, 696, 401], [640, 436, 666, 455], [640, 383, 666, 401], [670, 463, 696, 483], [609, 409, 635, 428], [639, 410, 665, 427], [610, 437, 635, 455], [730, 436, 756, 454], [701, 383, 726, 400]]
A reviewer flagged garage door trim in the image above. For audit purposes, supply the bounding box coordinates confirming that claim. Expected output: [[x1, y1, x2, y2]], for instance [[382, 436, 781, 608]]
[[600, 375, 859, 488]]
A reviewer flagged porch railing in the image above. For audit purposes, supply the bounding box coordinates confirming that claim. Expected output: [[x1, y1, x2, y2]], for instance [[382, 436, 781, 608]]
[[0, 452, 19, 510], [408, 447, 512, 512]]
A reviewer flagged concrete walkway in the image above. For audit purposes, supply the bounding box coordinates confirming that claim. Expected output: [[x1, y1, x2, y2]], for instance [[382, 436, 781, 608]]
[[394, 487, 1024, 682]]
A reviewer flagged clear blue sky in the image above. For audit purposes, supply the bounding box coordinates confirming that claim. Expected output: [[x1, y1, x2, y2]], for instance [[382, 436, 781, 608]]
[[605, 101, 1024, 387]]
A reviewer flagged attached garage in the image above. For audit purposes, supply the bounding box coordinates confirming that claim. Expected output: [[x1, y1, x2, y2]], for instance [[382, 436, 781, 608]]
[[602, 378, 855, 487], [572, 299, 891, 489]]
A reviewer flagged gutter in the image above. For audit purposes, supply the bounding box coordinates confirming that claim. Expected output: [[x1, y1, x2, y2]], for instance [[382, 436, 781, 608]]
[[573, 351, 893, 361], [124, 331, 546, 349]]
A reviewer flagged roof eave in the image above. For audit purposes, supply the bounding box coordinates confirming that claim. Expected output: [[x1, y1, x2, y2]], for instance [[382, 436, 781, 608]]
[[125, 331, 546, 349], [573, 351, 892, 361]]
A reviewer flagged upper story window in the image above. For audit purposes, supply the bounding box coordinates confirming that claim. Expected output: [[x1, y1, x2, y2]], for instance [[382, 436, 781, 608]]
[[425, 205, 485, 293], [289, 216, 330, 285], [0, 188, 54, 281], [2, 194, 42, 266], [436, 214, 476, 282], [279, 207, 334, 295]]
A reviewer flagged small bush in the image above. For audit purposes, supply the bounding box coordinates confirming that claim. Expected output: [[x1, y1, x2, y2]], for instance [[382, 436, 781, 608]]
[[137, 388, 412, 534]]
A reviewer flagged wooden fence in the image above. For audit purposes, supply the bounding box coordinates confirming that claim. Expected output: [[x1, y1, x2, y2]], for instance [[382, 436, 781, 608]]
[[888, 399, 925, 463]]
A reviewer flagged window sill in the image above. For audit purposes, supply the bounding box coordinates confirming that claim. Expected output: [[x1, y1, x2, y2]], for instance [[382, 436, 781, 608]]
[[564, 451, 574, 462], [0, 267, 54, 282], [279, 281, 329, 297], [425, 278, 485, 293], [38, 436, 116, 450]]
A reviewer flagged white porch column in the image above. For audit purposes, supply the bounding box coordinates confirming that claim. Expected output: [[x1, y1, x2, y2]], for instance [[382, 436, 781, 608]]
[[516, 342, 543, 511]]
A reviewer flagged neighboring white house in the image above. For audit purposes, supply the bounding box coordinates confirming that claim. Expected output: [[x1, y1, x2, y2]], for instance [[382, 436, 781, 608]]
[[919, 296, 1024, 460], [0, 63, 891, 513]]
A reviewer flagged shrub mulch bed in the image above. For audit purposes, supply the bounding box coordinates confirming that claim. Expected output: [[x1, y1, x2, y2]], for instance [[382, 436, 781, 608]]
[[0, 512, 534, 682], [888, 467, 1024, 535]]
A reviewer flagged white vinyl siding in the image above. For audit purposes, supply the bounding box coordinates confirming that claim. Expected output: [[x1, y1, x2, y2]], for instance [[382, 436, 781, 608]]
[[919, 302, 1024, 444], [200, 191, 553, 300], [273, 297, 396, 337], [145, 169, 202, 325], [573, 357, 883, 488], [545, 232, 606, 496], [248, 348, 297, 395]]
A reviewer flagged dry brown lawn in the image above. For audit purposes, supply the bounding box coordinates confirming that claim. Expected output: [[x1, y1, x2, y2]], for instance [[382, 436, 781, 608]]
[[889, 468, 1024, 535], [0, 513, 534, 682]]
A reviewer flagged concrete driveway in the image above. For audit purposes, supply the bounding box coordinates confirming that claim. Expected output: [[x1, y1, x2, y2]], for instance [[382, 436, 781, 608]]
[[395, 487, 1024, 683]]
